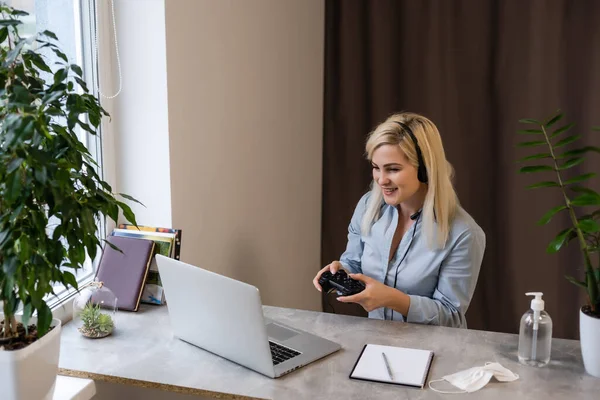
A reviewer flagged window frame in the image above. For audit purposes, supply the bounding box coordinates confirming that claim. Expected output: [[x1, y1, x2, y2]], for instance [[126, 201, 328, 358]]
[[43, 0, 108, 312]]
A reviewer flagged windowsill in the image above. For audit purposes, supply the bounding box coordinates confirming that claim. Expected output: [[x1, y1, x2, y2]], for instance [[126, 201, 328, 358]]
[[10, 293, 76, 325], [54, 375, 96, 400], [52, 296, 76, 325], [10, 278, 91, 326]]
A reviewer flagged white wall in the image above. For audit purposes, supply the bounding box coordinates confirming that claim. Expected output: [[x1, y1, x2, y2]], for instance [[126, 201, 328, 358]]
[[101, 0, 172, 228], [164, 0, 325, 311]]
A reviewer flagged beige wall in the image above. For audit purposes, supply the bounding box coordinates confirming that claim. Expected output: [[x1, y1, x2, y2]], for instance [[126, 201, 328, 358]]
[[164, 0, 325, 311]]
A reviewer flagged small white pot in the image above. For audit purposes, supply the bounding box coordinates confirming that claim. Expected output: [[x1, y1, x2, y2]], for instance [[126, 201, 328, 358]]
[[580, 307, 600, 378], [0, 316, 62, 400]]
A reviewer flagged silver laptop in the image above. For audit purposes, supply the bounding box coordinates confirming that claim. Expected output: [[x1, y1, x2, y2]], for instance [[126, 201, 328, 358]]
[[155, 254, 341, 378]]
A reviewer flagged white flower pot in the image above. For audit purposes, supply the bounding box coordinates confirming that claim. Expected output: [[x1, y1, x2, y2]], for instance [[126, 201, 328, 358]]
[[0, 316, 62, 400], [580, 308, 600, 378]]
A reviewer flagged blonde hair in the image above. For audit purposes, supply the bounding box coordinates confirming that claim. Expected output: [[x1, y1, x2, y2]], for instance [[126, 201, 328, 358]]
[[361, 112, 459, 249]]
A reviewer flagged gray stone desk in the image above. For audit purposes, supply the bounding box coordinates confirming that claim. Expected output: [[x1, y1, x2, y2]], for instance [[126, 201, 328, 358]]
[[58, 304, 599, 399]]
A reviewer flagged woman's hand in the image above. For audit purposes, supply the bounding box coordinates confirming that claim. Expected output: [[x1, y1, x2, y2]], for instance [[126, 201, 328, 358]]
[[312, 261, 346, 292], [336, 273, 394, 312]]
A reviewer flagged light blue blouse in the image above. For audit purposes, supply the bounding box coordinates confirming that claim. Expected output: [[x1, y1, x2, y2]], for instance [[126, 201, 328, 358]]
[[338, 192, 485, 328]]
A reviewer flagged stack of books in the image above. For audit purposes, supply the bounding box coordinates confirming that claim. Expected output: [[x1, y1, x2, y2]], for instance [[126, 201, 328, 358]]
[[109, 224, 182, 305]]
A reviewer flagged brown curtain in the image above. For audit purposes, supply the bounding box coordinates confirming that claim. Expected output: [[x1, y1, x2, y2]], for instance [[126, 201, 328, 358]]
[[321, 0, 600, 339]]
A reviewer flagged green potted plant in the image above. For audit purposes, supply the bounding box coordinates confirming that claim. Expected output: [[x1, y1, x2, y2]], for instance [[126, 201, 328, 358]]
[[0, 5, 140, 398], [517, 110, 600, 377]]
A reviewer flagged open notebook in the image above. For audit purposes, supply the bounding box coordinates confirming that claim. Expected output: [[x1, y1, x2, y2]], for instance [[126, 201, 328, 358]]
[[350, 344, 434, 388]]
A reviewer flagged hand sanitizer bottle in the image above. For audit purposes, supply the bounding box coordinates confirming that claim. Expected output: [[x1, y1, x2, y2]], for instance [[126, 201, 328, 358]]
[[518, 292, 552, 367]]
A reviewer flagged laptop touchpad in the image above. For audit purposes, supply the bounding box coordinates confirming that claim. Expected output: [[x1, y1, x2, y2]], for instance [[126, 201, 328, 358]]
[[266, 323, 299, 341]]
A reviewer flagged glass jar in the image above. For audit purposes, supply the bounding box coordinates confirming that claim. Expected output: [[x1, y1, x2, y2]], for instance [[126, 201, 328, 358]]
[[72, 280, 118, 338]]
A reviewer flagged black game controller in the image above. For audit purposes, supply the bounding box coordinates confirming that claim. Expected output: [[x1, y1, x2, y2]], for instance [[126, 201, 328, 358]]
[[318, 270, 366, 296]]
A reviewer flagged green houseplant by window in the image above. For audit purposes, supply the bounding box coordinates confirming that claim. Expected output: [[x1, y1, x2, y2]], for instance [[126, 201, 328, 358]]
[[0, 5, 141, 398], [517, 110, 600, 377]]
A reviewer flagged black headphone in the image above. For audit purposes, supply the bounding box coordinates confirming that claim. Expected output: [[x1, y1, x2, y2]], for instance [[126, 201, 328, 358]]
[[393, 121, 428, 184]]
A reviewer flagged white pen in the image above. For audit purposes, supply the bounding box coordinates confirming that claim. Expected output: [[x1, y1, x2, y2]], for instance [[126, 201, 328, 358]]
[[381, 352, 394, 381]]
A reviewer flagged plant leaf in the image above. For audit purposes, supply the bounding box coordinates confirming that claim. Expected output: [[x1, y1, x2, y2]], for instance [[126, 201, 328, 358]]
[[74, 76, 88, 92], [518, 129, 543, 135], [18, 235, 31, 263], [107, 203, 118, 224], [50, 48, 68, 63], [518, 153, 551, 162], [517, 140, 547, 148], [0, 229, 10, 247], [42, 91, 63, 105], [570, 186, 599, 196], [6, 171, 22, 203], [118, 193, 146, 207], [11, 10, 29, 17], [21, 302, 33, 328], [103, 239, 124, 254], [519, 165, 554, 173], [41, 30, 59, 41], [80, 208, 96, 234], [551, 123, 575, 138], [547, 228, 573, 253], [36, 302, 53, 337], [558, 157, 584, 170], [0, 27, 7, 43], [7, 157, 23, 174], [70, 64, 83, 77], [519, 118, 541, 124], [0, 19, 22, 27], [2, 257, 18, 275], [29, 53, 52, 73], [579, 219, 600, 233], [545, 113, 563, 128], [526, 181, 560, 189], [117, 200, 138, 227], [563, 173, 596, 185], [61, 271, 78, 290], [554, 134, 581, 148], [537, 205, 567, 225], [566, 275, 587, 289], [559, 146, 600, 158], [53, 68, 68, 85], [571, 193, 600, 206]]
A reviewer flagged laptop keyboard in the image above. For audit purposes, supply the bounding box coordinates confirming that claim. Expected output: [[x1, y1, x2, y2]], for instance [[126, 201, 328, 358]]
[[269, 341, 301, 365]]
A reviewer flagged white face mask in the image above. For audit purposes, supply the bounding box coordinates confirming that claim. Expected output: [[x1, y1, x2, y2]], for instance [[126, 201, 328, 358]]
[[429, 362, 519, 393]]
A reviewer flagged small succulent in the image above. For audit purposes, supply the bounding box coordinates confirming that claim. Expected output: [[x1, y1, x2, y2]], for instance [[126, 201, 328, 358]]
[[78, 303, 114, 338]]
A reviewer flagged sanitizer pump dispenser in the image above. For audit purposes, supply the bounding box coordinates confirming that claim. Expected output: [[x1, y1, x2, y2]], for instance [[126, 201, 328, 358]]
[[518, 292, 552, 367]]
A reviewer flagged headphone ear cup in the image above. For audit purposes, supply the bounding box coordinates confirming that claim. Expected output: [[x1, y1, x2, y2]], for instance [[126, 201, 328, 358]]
[[393, 120, 428, 183], [418, 166, 428, 183]]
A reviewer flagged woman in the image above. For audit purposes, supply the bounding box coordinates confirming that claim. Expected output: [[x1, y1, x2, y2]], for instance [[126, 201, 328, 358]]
[[313, 112, 485, 328]]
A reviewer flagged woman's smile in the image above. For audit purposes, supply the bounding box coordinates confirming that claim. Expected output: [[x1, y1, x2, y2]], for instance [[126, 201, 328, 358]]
[[382, 187, 398, 196]]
